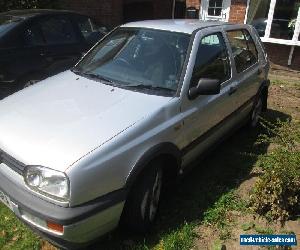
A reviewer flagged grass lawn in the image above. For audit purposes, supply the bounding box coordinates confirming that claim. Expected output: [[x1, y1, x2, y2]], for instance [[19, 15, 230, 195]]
[[1, 72, 299, 250]]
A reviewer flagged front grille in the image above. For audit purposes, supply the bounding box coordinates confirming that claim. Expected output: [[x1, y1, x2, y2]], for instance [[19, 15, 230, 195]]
[[0, 149, 26, 175]]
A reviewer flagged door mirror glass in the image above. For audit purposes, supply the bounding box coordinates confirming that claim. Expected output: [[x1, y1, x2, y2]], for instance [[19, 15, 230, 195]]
[[189, 78, 220, 99]]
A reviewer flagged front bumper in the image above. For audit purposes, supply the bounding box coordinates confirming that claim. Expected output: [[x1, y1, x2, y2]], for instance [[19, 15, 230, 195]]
[[0, 163, 126, 249]]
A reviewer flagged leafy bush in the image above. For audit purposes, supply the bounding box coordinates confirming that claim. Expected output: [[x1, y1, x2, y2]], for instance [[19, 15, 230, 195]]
[[0, 0, 60, 12], [250, 119, 300, 223]]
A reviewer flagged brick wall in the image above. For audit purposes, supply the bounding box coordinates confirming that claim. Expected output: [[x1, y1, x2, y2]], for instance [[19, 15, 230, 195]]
[[60, 0, 300, 71], [186, 0, 200, 9], [153, 0, 172, 19], [61, 0, 122, 28], [265, 43, 300, 71], [61, 0, 172, 28], [185, 0, 248, 22], [228, 0, 247, 23]]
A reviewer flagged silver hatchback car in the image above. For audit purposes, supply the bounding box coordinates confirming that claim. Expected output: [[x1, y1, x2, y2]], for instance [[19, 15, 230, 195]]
[[0, 20, 269, 249]]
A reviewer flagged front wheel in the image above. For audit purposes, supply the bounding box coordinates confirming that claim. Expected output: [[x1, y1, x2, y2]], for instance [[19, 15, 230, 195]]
[[121, 161, 163, 232]]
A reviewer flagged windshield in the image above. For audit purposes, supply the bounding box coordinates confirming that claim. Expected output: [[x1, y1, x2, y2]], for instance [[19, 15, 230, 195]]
[[74, 27, 190, 95], [0, 15, 21, 36]]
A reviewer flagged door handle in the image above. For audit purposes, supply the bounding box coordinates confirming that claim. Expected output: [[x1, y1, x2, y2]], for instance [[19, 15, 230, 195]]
[[229, 86, 238, 95]]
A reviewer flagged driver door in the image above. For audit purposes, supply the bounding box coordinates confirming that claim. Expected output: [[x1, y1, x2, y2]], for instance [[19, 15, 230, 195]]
[[180, 28, 238, 165]]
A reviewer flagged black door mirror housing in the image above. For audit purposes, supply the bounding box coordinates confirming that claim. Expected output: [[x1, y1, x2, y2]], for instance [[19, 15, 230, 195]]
[[189, 78, 221, 99]]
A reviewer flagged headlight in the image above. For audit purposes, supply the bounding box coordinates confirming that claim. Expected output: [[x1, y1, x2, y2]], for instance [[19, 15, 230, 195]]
[[24, 166, 70, 202]]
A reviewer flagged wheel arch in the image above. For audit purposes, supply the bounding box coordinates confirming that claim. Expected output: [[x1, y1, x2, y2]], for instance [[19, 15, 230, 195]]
[[125, 142, 182, 188]]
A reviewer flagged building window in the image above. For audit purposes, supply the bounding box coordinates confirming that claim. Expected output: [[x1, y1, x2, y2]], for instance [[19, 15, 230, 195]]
[[208, 0, 224, 16], [247, 0, 271, 37], [246, 0, 300, 46]]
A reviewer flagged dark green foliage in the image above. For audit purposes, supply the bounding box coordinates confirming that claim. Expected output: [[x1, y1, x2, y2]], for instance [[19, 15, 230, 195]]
[[250, 119, 300, 223], [0, 0, 60, 12]]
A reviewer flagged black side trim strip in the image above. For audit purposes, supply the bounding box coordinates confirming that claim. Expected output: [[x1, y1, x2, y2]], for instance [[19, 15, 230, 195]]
[[0, 172, 127, 225], [181, 96, 256, 155], [0, 149, 25, 174]]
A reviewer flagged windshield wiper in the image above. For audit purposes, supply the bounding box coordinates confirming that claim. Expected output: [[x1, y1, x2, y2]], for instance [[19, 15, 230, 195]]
[[71, 69, 116, 86], [124, 84, 174, 92], [84, 72, 114, 84]]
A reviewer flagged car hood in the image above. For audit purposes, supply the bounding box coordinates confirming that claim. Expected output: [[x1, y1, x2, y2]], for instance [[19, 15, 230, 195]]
[[0, 71, 172, 172]]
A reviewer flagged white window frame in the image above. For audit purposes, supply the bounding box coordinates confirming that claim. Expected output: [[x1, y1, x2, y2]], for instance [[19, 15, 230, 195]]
[[200, 0, 231, 22], [245, 0, 300, 46]]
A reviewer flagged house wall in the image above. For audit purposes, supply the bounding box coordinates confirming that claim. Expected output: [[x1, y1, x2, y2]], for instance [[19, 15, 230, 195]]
[[60, 0, 300, 70], [186, 0, 247, 23], [60, 0, 122, 28], [265, 44, 300, 71], [60, 0, 172, 28], [186, 0, 201, 9], [228, 0, 247, 23]]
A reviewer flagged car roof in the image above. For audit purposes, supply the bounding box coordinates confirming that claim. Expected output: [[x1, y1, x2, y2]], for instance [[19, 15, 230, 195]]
[[122, 19, 236, 34], [1, 9, 80, 19]]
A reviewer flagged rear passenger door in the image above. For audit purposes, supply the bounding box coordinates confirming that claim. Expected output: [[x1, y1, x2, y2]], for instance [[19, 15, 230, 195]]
[[38, 15, 84, 76], [225, 28, 262, 108]]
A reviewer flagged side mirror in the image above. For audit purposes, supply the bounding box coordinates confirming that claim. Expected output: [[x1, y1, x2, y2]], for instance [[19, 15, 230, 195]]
[[189, 78, 221, 99]]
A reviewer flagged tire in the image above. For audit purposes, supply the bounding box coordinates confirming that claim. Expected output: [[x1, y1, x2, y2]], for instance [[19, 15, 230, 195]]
[[249, 94, 263, 128], [121, 160, 163, 232]]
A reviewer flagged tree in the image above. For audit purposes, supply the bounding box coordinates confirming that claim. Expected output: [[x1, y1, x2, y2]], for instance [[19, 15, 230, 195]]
[[0, 0, 60, 12]]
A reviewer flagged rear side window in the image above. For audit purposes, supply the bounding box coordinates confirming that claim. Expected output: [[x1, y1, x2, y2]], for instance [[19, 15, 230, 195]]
[[226, 29, 258, 73], [191, 32, 231, 88], [40, 16, 77, 45]]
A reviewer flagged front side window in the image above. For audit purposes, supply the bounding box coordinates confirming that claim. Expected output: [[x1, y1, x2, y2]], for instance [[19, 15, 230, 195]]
[[40, 17, 77, 45], [226, 30, 258, 73], [74, 28, 190, 95], [191, 32, 230, 88]]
